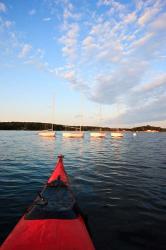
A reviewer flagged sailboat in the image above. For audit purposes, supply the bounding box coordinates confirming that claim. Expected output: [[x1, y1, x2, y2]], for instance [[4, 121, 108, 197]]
[[90, 105, 106, 138], [63, 101, 84, 138], [111, 131, 123, 138], [38, 125, 55, 137], [62, 128, 84, 138], [90, 131, 106, 138], [62, 123, 84, 138], [38, 98, 56, 137]]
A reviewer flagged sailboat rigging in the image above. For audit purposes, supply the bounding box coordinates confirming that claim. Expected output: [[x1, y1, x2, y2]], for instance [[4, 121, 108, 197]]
[[90, 104, 106, 138], [63, 97, 84, 138], [38, 97, 56, 137]]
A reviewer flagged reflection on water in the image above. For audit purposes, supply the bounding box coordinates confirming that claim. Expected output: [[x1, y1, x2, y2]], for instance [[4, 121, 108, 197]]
[[0, 131, 166, 250]]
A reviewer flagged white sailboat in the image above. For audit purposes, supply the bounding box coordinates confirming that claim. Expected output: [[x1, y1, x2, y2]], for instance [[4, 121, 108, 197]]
[[111, 131, 123, 138], [90, 131, 106, 138], [62, 124, 84, 138], [63, 101, 84, 138], [90, 105, 106, 138], [62, 131, 84, 138], [39, 98, 56, 137], [38, 127, 55, 137]]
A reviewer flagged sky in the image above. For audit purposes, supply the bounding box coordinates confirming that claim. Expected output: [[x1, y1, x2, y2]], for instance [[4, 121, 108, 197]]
[[0, 0, 166, 128]]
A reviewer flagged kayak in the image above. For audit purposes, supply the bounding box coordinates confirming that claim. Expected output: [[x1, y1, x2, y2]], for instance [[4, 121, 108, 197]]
[[1, 155, 95, 250]]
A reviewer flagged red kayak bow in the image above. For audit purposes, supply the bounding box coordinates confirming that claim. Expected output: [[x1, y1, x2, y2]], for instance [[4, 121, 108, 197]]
[[1, 155, 95, 250]]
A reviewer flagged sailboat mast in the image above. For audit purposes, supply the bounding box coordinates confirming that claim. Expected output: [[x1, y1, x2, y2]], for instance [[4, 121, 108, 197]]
[[80, 94, 84, 132], [99, 104, 102, 132], [52, 96, 55, 131]]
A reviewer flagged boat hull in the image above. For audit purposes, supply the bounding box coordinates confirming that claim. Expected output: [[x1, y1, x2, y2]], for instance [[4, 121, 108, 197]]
[[111, 132, 123, 137], [90, 132, 106, 138], [38, 131, 55, 137], [62, 132, 84, 138]]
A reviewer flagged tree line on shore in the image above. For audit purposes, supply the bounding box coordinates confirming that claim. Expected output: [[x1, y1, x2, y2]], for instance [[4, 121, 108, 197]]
[[0, 122, 165, 132]]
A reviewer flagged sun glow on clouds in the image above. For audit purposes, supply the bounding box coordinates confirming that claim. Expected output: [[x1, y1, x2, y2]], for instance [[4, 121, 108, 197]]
[[0, 0, 166, 126]]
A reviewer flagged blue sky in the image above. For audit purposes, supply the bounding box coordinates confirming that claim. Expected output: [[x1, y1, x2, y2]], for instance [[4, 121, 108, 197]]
[[0, 0, 166, 127]]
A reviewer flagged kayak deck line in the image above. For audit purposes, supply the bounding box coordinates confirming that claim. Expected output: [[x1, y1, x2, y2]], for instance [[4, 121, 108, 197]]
[[1, 155, 95, 250], [25, 176, 79, 220]]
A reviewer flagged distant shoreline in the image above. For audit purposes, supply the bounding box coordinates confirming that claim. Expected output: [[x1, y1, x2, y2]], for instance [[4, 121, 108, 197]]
[[0, 122, 165, 132]]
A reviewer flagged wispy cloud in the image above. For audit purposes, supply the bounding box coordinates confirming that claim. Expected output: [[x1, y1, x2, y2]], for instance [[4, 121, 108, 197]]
[[90, 60, 148, 104], [60, 23, 79, 60], [18, 44, 32, 58], [105, 73, 166, 125], [61, 69, 89, 92], [43, 17, 51, 21], [133, 74, 166, 93], [0, 2, 6, 12], [4, 20, 12, 28], [150, 12, 166, 30], [28, 9, 36, 15], [0, 18, 13, 30], [111, 94, 166, 125]]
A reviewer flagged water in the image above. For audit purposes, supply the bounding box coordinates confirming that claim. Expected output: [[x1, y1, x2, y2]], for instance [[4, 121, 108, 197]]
[[0, 131, 166, 249]]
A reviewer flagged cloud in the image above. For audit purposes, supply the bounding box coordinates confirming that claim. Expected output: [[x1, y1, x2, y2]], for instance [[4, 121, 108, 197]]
[[124, 12, 137, 24], [23, 48, 48, 70], [62, 0, 81, 22], [61, 69, 89, 92], [43, 17, 51, 21], [24, 59, 49, 70], [63, 70, 75, 81], [90, 60, 148, 104], [106, 72, 166, 125], [130, 32, 154, 49], [28, 9, 36, 15], [0, 2, 6, 12], [18, 44, 32, 58], [116, 94, 166, 124], [0, 18, 13, 30], [82, 36, 98, 55], [103, 89, 166, 126], [98, 0, 126, 12], [4, 20, 12, 28], [60, 23, 79, 60], [57, 0, 82, 67], [150, 12, 166, 31], [137, 0, 163, 26], [53, 0, 165, 126], [133, 74, 166, 93], [63, 7, 80, 20]]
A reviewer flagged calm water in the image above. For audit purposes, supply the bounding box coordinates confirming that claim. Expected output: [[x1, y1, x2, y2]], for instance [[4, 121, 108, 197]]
[[0, 131, 166, 249]]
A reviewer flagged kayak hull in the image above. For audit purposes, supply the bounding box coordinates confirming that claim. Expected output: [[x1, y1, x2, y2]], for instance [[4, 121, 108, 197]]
[[1, 217, 94, 250], [1, 155, 95, 250]]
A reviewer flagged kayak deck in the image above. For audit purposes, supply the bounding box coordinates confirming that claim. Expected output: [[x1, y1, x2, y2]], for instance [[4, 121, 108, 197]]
[[25, 178, 79, 220]]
